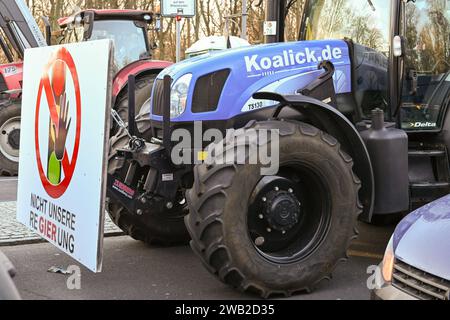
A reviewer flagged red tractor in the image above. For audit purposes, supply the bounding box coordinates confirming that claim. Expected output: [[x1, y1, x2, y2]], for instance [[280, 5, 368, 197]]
[[0, 60, 22, 176], [0, 2, 171, 175]]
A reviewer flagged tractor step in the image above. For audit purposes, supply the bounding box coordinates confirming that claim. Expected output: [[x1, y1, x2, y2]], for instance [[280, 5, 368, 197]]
[[409, 145, 450, 205], [408, 150, 446, 157], [410, 182, 450, 206], [410, 182, 450, 189]]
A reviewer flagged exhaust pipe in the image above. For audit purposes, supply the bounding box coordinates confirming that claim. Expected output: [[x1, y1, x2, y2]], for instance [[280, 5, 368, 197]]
[[265, 0, 286, 43]]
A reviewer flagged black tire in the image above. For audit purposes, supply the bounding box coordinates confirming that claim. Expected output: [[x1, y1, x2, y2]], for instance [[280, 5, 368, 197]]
[[0, 101, 21, 176], [107, 128, 190, 246], [112, 74, 156, 134], [185, 120, 362, 298]]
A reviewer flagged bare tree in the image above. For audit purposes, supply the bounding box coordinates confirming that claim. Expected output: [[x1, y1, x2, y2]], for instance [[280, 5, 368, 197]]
[[0, 0, 316, 62]]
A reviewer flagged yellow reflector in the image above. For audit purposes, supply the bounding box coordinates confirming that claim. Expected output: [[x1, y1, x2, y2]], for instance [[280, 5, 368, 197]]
[[198, 151, 208, 162]]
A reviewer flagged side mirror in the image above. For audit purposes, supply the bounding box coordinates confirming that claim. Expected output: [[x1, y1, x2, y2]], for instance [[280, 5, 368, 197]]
[[83, 11, 95, 41], [393, 35, 405, 57]]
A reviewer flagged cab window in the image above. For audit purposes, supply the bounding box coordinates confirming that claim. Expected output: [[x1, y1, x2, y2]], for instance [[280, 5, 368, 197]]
[[301, 0, 392, 53], [300, 0, 392, 118], [400, 0, 450, 131]]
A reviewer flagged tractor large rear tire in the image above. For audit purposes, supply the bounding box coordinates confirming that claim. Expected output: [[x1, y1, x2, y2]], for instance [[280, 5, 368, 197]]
[[185, 120, 362, 298], [107, 129, 190, 246], [112, 74, 155, 134], [0, 102, 21, 176]]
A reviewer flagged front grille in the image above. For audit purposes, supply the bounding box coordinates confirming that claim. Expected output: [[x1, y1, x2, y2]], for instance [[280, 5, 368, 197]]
[[151, 79, 165, 116], [192, 69, 230, 113], [392, 260, 450, 300], [0, 74, 8, 93]]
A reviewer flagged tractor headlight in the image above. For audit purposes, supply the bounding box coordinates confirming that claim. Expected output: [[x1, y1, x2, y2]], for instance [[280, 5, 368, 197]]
[[170, 74, 192, 118]]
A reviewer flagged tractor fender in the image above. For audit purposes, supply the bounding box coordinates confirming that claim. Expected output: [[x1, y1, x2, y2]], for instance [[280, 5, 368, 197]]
[[254, 92, 374, 222], [0, 62, 24, 94], [112, 59, 172, 99]]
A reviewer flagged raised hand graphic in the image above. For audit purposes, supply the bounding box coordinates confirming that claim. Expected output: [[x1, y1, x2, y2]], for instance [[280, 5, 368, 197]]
[[53, 93, 72, 161]]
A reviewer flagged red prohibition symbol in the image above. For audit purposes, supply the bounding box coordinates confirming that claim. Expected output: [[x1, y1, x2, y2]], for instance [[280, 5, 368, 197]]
[[35, 47, 82, 199]]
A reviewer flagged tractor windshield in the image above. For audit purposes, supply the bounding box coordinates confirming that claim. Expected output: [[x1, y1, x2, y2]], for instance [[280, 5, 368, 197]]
[[400, 0, 450, 131], [90, 20, 149, 72], [301, 0, 392, 54]]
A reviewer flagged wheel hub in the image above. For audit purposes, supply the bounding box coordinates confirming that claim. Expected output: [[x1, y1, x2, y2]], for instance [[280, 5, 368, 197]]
[[7, 129, 20, 150], [247, 166, 333, 264], [264, 190, 300, 232], [0, 116, 21, 162]]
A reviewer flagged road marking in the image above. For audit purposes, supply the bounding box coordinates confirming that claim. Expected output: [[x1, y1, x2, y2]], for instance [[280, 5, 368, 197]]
[[348, 250, 384, 260]]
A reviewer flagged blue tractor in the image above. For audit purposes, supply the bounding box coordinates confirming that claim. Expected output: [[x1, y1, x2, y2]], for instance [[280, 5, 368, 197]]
[[107, 0, 450, 297]]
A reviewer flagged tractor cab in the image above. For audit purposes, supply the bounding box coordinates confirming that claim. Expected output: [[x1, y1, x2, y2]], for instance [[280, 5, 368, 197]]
[[57, 10, 158, 73], [399, 0, 450, 132], [293, 0, 450, 131], [298, 0, 392, 121]]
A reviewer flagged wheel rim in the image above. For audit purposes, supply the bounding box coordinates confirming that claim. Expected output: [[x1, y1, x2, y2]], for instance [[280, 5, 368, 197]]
[[247, 163, 332, 264], [0, 116, 21, 162]]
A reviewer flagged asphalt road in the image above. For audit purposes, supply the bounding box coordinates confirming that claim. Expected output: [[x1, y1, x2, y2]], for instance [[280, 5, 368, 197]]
[[3, 236, 383, 300], [0, 177, 17, 202], [0, 177, 395, 300]]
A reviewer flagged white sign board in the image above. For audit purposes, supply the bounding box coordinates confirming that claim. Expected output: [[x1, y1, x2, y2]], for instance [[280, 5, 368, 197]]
[[161, 0, 196, 17], [17, 40, 113, 272], [263, 21, 278, 36]]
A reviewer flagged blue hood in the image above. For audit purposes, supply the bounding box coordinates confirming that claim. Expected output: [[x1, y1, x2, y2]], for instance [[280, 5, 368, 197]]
[[394, 195, 450, 280], [151, 40, 352, 122]]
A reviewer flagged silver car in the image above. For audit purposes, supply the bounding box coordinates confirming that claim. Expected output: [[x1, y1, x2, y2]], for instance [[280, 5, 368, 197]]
[[0, 250, 20, 300], [372, 196, 450, 300]]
